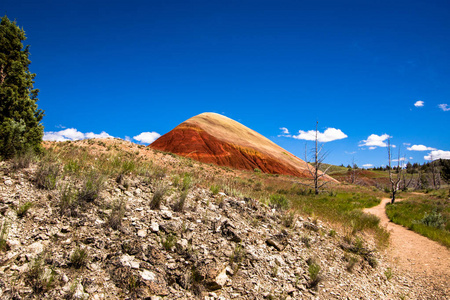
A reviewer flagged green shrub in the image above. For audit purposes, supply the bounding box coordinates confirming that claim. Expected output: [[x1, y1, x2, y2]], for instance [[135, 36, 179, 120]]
[[35, 159, 60, 190], [162, 233, 177, 251], [0, 221, 9, 252], [419, 209, 445, 229], [210, 185, 220, 195], [108, 199, 126, 230], [269, 194, 289, 210], [70, 247, 88, 268], [384, 267, 393, 280], [10, 150, 36, 170], [26, 254, 56, 293], [150, 183, 168, 210], [59, 185, 79, 217], [78, 172, 104, 202], [306, 258, 322, 289], [182, 173, 192, 191], [16, 202, 33, 218], [173, 190, 188, 212]]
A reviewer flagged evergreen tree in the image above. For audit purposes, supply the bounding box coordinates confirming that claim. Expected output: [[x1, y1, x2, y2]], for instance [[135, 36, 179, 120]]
[[0, 15, 44, 159]]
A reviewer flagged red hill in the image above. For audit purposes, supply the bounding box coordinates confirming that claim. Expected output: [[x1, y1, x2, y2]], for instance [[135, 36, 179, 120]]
[[150, 112, 336, 181]]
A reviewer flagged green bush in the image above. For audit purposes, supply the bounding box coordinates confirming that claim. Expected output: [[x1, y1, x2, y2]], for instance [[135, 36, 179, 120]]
[[108, 199, 126, 230], [16, 202, 33, 218], [78, 172, 104, 202], [70, 247, 88, 268], [35, 159, 60, 190], [150, 183, 168, 210], [306, 258, 322, 289], [269, 194, 289, 210], [210, 185, 220, 195]]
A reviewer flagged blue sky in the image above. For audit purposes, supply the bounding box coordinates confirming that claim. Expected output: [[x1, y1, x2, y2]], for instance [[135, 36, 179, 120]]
[[4, 0, 449, 167]]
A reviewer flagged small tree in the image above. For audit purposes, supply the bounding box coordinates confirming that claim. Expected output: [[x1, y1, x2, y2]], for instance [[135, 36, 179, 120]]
[[0, 16, 44, 159], [387, 138, 402, 203], [304, 122, 331, 195]]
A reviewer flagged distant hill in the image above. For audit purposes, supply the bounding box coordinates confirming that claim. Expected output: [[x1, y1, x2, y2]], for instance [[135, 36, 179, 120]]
[[150, 112, 337, 181]]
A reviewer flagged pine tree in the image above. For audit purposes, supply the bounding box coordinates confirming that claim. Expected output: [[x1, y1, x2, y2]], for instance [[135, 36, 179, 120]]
[[0, 15, 44, 159]]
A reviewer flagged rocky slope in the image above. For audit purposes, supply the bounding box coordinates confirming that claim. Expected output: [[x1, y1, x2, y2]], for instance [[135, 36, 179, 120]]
[[151, 113, 336, 181], [0, 145, 446, 299]]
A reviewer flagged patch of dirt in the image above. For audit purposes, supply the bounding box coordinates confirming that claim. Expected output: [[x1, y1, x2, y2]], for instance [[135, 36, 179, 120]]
[[364, 198, 450, 295]]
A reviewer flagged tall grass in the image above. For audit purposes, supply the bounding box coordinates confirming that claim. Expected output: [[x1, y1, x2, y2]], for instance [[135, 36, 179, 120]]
[[386, 195, 450, 248]]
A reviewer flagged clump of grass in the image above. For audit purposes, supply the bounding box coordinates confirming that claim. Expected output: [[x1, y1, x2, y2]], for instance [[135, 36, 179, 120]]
[[35, 159, 60, 190], [0, 221, 9, 252], [210, 185, 220, 195], [26, 254, 57, 293], [306, 257, 322, 289], [329, 229, 337, 237], [64, 159, 81, 174], [162, 233, 177, 251], [173, 190, 188, 212], [16, 202, 33, 218], [150, 183, 168, 210], [11, 150, 36, 170], [182, 173, 192, 191], [70, 247, 88, 268], [301, 236, 311, 248], [384, 267, 393, 280], [230, 244, 247, 265], [282, 211, 295, 228], [344, 253, 358, 273], [59, 185, 79, 216], [108, 199, 126, 230], [386, 197, 450, 248], [269, 194, 289, 210], [78, 172, 104, 203]]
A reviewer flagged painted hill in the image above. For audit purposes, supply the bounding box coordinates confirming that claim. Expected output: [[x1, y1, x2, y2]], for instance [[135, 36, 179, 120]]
[[150, 112, 336, 181]]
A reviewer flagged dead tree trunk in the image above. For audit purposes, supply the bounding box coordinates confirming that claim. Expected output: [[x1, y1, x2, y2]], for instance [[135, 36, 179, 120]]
[[305, 122, 331, 195], [387, 138, 402, 204]]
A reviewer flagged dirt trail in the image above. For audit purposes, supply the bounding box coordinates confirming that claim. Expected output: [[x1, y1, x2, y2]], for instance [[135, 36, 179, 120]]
[[364, 198, 450, 293]]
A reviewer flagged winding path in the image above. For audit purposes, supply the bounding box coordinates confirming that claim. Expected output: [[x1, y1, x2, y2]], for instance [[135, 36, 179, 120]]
[[364, 198, 449, 293]]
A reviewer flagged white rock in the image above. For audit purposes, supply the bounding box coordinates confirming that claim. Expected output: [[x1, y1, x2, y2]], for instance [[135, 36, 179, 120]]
[[150, 221, 159, 232], [137, 229, 147, 238], [120, 254, 140, 269], [73, 282, 89, 299], [4, 179, 13, 186], [140, 269, 156, 281]]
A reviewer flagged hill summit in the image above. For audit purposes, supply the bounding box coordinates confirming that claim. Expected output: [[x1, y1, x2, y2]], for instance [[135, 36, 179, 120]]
[[151, 112, 334, 180]]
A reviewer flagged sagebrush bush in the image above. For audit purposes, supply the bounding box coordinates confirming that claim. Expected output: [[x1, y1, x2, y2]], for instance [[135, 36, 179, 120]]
[[269, 194, 289, 210], [108, 199, 126, 230], [150, 183, 168, 210], [35, 159, 60, 190], [59, 185, 79, 216], [78, 172, 104, 202]]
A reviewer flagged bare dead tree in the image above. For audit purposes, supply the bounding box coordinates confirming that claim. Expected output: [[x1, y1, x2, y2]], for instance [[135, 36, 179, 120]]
[[428, 156, 441, 189], [304, 121, 332, 195], [387, 138, 402, 203], [349, 157, 360, 184]]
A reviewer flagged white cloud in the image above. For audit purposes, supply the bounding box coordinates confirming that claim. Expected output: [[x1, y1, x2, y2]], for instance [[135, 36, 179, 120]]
[[85, 131, 113, 139], [362, 164, 373, 168], [393, 157, 407, 162], [359, 134, 390, 148], [125, 136, 132, 142], [407, 144, 437, 151], [293, 128, 347, 143], [368, 146, 377, 150], [133, 132, 161, 144], [438, 104, 450, 111], [409, 157, 413, 160], [44, 128, 113, 142], [278, 127, 291, 137], [414, 100, 424, 107], [424, 150, 450, 161]]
